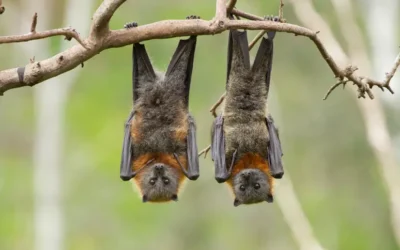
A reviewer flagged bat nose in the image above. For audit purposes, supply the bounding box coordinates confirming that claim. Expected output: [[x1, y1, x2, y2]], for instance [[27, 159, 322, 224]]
[[242, 172, 250, 179], [154, 164, 164, 174]]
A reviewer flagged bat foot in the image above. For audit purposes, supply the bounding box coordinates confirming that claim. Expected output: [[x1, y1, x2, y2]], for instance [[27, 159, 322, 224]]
[[124, 21, 138, 29], [263, 15, 281, 22], [263, 15, 280, 40], [186, 15, 201, 20]]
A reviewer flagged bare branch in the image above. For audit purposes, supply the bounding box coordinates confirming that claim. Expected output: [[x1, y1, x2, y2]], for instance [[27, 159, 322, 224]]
[[231, 9, 398, 99], [198, 145, 211, 158], [226, 0, 237, 14], [215, 0, 227, 20], [0, 27, 86, 47], [31, 12, 38, 32], [0, 1, 397, 99], [90, 0, 126, 37], [279, 0, 284, 21]]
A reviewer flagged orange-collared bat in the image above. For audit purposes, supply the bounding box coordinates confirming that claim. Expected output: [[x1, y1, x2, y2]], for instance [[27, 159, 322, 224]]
[[211, 18, 284, 206], [120, 19, 199, 203]]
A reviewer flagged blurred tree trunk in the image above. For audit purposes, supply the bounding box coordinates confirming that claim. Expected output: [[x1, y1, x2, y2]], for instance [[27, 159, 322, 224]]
[[7, 0, 94, 250], [365, 0, 399, 104]]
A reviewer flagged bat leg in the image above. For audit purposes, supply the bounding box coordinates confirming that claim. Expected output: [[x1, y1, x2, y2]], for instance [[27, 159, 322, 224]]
[[120, 109, 135, 181], [265, 115, 284, 179], [185, 114, 200, 180], [263, 15, 281, 39], [211, 115, 231, 183], [124, 21, 138, 29]]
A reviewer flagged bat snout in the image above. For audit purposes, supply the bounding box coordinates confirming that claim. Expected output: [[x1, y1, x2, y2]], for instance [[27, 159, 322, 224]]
[[154, 164, 165, 175]]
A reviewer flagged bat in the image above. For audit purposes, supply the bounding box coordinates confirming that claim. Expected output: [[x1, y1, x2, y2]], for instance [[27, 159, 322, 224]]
[[211, 17, 284, 206], [120, 19, 200, 203]]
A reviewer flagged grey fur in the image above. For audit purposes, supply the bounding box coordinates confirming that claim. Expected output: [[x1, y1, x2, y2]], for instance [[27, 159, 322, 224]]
[[232, 169, 271, 206], [125, 36, 198, 200], [217, 28, 282, 205], [139, 163, 180, 202], [224, 30, 273, 163], [132, 71, 188, 158]]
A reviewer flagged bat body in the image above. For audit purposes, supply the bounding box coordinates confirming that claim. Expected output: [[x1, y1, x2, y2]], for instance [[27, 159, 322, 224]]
[[211, 23, 284, 206], [120, 22, 199, 203]]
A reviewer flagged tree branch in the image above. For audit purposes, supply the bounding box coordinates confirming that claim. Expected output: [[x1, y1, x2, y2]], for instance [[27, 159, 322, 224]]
[[31, 12, 38, 32], [215, 0, 227, 20], [0, 1, 398, 98], [90, 0, 126, 37], [226, 0, 237, 14], [0, 27, 86, 47]]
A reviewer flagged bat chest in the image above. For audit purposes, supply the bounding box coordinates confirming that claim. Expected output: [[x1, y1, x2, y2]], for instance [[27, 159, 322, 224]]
[[223, 117, 269, 159], [131, 108, 188, 157]]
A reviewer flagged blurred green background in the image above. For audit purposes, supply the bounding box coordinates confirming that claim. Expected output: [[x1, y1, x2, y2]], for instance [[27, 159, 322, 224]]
[[1, 0, 400, 249]]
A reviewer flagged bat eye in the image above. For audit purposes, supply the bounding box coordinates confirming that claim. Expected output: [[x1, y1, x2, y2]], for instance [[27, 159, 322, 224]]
[[254, 183, 260, 189], [239, 185, 245, 191], [149, 178, 156, 185], [163, 177, 170, 185]]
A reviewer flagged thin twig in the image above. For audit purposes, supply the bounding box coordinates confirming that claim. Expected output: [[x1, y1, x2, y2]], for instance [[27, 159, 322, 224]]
[[249, 30, 267, 50], [323, 79, 349, 100], [198, 145, 211, 158], [210, 93, 226, 117], [31, 12, 38, 33], [0, 27, 86, 48], [279, 0, 284, 21]]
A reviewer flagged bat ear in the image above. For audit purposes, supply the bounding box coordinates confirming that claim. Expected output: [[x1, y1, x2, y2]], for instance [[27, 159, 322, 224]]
[[133, 43, 157, 101], [171, 194, 178, 202], [233, 198, 242, 207], [251, 36, 274, 78], [142, 195, 148, 203], [266, 194, 274, 203], [227, 30, 250, 86], [165, 36, 197, 105]]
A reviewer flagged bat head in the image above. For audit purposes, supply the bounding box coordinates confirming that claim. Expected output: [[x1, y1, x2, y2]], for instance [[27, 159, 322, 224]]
[[136, 162, 181, 203], [232, 168, 273, 206]]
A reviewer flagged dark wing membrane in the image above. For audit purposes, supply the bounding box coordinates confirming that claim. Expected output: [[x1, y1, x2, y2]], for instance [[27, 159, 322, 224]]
[[251, 32, 275, 97], [133, 43, 156, 102], [185, 114, 200, 180], [211, 115, 229, 183], [226, 30, 251, 90], [120, 110, 135, 181], [165, 36, 197, 107], [265, 115, 284, 179]]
